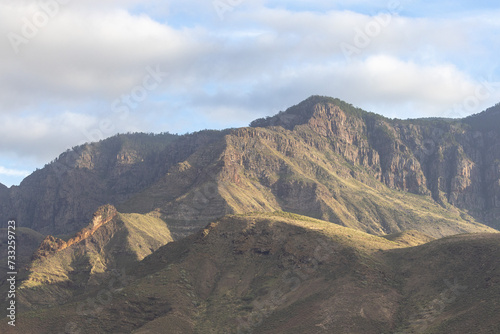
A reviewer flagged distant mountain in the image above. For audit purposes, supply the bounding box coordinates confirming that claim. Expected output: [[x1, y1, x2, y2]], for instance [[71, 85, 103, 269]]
[[0, 132, 181, 234], [4, 213, 499, 333], [0, 182, 9, 212], [1, 96, 499, 239]]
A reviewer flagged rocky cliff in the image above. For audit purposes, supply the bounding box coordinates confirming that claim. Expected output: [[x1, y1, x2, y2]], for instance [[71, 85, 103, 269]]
[[251, 97, 500, 228], [32, 204, 118, 260], [0, 131, 226, 235]]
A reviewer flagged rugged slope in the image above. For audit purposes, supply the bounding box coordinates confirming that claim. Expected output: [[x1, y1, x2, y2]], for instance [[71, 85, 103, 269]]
[[251, 97, 500, 229], [0, 227, 45, 273], [120, 97, 497, 239], [0, 133, 178, 235], [0, 182, 8, 199], [4, 213, 499, 334], [1, 205, 174, 312], [1, 96, 499, 238], [386, 233, 500, 333], [0, 131, 230, 235]]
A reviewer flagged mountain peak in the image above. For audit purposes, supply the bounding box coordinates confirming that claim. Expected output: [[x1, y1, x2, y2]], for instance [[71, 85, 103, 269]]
[[249, 95, 378, 129]]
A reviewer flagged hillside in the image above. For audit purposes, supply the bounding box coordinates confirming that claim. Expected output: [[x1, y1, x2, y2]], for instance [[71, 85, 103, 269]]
[[0, 227, 45, 273], [3, 213, 498, 333], [1, 96, 499, 239], [0, 205, 174, 313], [0, 132, 180, 235], [119, 96, 500, 238]]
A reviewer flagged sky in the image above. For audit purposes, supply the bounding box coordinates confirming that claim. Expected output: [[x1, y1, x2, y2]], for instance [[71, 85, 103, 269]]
[[1, 0, 500, 187]]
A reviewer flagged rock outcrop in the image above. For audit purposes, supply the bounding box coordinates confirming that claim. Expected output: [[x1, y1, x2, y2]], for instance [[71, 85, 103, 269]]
[[17, 206, 173, 310], [31, 205, 118, 261], [250, 96, 500, 228]]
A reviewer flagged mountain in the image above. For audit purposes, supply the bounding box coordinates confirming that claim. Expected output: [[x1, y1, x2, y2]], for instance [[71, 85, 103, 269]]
[[0, 182, 9, 216], [1, 96, 499, 239], [0, 132, 180, 235], [249, 97, 500, 227], [3, 213, 499, 333], [463, 102, 500, 132], [2, 96, 500, 333]]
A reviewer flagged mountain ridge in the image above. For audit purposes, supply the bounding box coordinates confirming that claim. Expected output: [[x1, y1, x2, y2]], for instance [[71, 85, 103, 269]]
[[32, 204, 118, 261], [2, 95, 500, 333], [1, 96, 499, 238]]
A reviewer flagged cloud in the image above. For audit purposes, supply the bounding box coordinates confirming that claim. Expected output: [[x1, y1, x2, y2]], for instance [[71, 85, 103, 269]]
[[1, 2, 498, 115], [0, 4, 212, 110], [0, 0, 500, 186], [0, 109, 147, 163]]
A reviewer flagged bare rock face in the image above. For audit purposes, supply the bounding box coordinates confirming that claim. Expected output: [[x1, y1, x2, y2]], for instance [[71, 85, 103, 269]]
[[0, 132, 224, 235], [249, 96, 500, 229], [32, 205, 118, 261]]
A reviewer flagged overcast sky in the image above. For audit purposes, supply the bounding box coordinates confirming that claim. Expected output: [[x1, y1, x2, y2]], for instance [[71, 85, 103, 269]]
[[1, 0, 500, 186]]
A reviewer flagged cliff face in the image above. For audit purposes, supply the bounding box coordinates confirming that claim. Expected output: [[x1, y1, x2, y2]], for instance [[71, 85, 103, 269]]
[[0, 131, 226, 235], [116, 97, 497, 239], [250, 97, 500, 228], [375, 112, 500, 228], [0, 96, 499, 238]]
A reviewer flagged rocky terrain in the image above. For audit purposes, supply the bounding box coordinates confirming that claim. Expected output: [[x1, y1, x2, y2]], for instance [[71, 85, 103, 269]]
[[1, 96, 500, 333], [0, 204, 174, 314], [2, 213, 498, 333], [32, 205, 119, 261], [2, 96, 499, 239]]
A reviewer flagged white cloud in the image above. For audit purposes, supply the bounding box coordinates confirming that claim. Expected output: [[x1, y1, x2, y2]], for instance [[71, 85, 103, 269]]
[[0, 0, 500, 185], [0, 109, 146, 163], [0, 4, 212, 110]]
